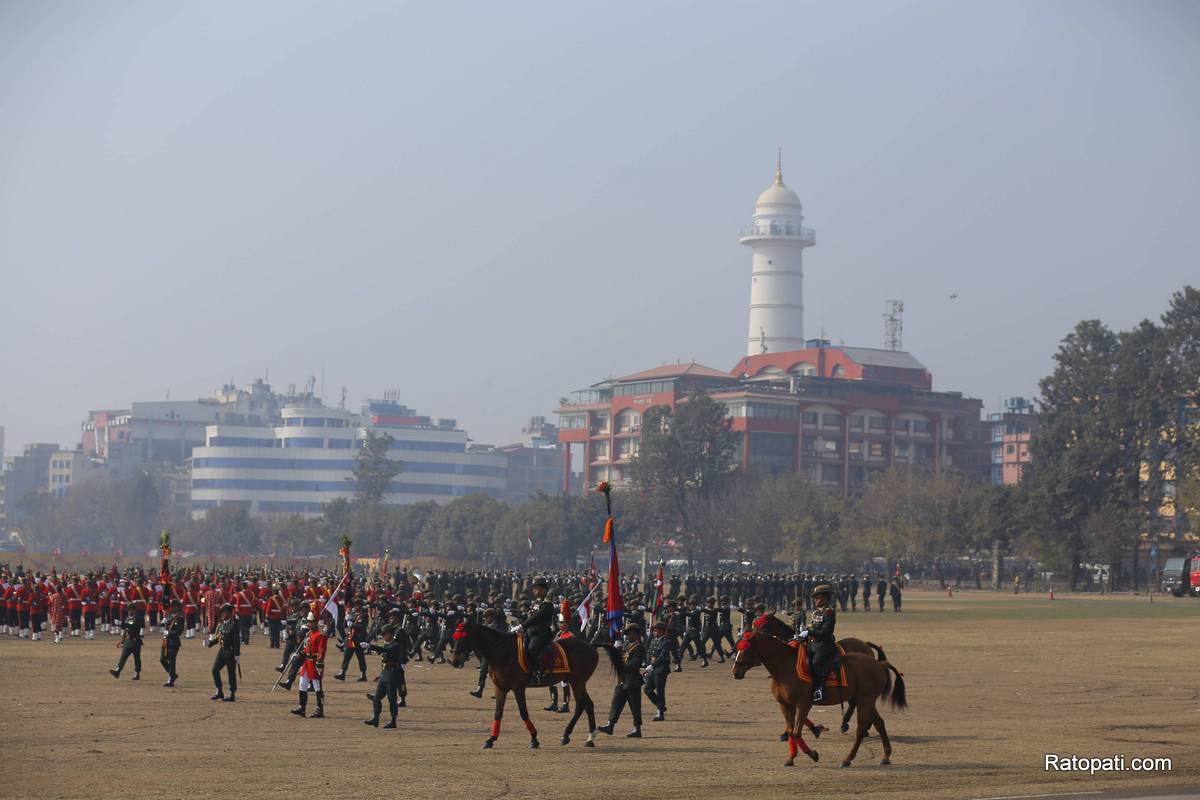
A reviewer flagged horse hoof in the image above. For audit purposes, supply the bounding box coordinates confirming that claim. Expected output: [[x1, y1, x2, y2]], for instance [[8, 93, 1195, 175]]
[[779, 733, 789, 742], [529, 739, 540, 749], [880, 758, 891, 766], [784, 759, 794, 767], [813, 725, 825, 739], [840, 723, 849, 734], [482, 740, 494, 750], [584, 740, 595, 748], [840, 761, 851, 768], [560, 736, 570, 746]]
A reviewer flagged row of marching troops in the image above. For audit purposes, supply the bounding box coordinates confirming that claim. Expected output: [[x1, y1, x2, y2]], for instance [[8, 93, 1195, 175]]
[[2, 563, 902, 739], [395, 568, 900, 615]]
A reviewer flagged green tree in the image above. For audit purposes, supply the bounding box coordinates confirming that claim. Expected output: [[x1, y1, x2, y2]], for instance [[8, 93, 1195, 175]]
[[351, 431, 403, 505], [629, 388, 738, 566], [414, 493, 507, 561]]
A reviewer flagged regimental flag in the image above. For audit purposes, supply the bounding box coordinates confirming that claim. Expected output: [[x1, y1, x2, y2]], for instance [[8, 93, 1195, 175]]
[[597, 481, 623, 639], [381, 549, 390, 579], [651, 561, 665, 619]]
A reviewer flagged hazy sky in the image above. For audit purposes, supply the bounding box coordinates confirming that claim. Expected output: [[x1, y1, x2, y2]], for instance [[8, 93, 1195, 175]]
[[2, 1, 1198, 452]]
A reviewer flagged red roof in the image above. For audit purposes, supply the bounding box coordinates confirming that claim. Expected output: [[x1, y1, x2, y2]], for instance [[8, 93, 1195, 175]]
[[615, 362, 731, 382]]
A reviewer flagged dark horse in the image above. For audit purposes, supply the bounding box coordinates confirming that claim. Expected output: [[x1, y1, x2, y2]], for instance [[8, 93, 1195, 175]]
[[733, 631, 907, 767], [754, 614, 888, 736], [450, 621, 600, 749]]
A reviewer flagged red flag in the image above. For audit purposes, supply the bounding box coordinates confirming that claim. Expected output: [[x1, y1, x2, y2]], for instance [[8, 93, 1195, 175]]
[[654, 562, 665, 615], [606, 522, 623, 638]]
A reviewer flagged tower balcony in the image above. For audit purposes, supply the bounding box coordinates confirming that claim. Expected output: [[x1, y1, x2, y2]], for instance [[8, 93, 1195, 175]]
[[738, 224, 815, 246]]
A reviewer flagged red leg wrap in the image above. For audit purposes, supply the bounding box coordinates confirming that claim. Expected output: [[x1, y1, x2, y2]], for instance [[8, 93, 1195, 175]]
[[788, 736, 799, 759], [795, 734, 813, 755], [490, 719, 501, 738], [524, 718, 537, 734]]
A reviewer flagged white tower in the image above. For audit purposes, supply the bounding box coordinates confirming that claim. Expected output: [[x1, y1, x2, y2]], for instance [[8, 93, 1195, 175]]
[[740, 152, 815, 355]]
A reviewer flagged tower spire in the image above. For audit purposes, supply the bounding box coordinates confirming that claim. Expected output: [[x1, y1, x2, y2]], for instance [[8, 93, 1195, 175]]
[[775, 147, 783, 185]]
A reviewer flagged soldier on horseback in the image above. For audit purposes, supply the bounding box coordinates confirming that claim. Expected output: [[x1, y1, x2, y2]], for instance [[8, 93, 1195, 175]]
[[522, 576, 555, 685], [798, 583, 837, 702]]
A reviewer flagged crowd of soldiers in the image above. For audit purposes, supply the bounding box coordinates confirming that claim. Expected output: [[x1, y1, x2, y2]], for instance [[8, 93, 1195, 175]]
[[0, 562, 903, 734]]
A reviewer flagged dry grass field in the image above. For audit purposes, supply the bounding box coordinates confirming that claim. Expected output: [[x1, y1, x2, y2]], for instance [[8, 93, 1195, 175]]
[[2, 589, 1197, 800]]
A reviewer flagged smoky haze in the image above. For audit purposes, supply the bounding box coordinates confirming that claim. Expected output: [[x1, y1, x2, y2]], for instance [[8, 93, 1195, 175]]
[[1, 1, 1198, 450]]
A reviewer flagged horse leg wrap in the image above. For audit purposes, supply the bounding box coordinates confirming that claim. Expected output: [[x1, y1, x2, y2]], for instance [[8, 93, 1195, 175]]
[[788, 736, 799, 760], [490, 720, 501, 738], [795, 734, 813, 755], [524, 719, 537, 735]]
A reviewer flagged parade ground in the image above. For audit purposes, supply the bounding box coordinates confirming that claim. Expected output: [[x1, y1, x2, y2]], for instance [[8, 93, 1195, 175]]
[[3, 590, 1197, 800]]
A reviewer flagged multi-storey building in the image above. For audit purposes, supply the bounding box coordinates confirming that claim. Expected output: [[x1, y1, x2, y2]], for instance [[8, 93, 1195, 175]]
[[190, 399, 506, 518], [986, 397, 1037, 485], [557, 344, 987, 495], [1, 443, 59, 526], [500, 417, 566, 504]]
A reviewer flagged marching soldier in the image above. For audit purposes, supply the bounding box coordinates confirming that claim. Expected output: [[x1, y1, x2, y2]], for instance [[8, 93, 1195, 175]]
[[717, 595, 737, 657], [597, 622, 646, 738], [642, 620, 672, 721], [265, 585, 286, 648], [363, 624, 405, 729], [334, 598, 369, 682], [207, 602, 240, 702], [700, 596, 723, 663], [797, 583, 837, 702], [682, 596, 706, 666], [876, 575, 887, 612], [665, 599, 686, 672], [470, 606, 507, 699], [160, 598, 184, 687], [291, 612, 327, 719], [546, 616, 573, 713], [109, 607, 144, 680], [862, 574, 872, 612]]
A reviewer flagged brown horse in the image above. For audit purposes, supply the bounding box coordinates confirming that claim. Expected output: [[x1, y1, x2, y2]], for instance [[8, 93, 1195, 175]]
[[732, 631, 907, 767], [754, 614, 889, 735], [450, 621, 600, 749]]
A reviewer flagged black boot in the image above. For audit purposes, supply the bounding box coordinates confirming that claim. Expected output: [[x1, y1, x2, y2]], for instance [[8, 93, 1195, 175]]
[[364, 717, 379, 726], [469, 686, 484, 698], [291, 691, 307, 716], [383, 718, 397, 729], [223, 691, 235, 702], [356, 673, 368, 683], [333, 671, 346, 682], [311, 691, 325, 718], [211, 689, 225, 701], [131, 672, 140, 681], [109, 669, 120, 679]]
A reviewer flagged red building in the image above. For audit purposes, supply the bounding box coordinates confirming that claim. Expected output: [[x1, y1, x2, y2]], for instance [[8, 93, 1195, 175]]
[[557, 341, 988, 495]]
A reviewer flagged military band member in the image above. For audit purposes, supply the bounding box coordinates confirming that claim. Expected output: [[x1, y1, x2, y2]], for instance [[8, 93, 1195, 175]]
[[291, 612, 327, 718], [597, 622, 646, 738], [876, 576, 887, 612], [160, 598, 184, 687], [546, 616, 573, 713], [207, 602, 240, 702], [265, 585, 286, 648], [364, 624, 404, 728], [109, 608, 144, 680], [642, 620, 672, 721]]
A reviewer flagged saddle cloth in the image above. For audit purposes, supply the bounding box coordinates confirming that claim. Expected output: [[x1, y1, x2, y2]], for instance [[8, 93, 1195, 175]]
[[794, 641, 847, 687], [516, 636, 570, 676]]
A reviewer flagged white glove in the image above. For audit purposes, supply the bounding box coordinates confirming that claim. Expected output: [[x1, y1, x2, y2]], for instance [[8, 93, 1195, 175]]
[[798, 629, 809, 640], [509, 625, 522, 634]]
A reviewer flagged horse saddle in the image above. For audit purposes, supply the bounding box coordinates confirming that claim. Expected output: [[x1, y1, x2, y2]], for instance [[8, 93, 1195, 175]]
[[796, 642, 847, 687], [516, 636, 570, 677]]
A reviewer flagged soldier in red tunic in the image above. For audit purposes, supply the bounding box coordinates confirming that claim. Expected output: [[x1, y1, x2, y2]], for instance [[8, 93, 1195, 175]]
[[291, 612, 328, 719]]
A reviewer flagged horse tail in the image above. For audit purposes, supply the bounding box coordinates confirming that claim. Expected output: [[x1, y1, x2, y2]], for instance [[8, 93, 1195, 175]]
[[880, 661, 908, 710], [597, 643, 624, 677], [867, 641, 888, 662]]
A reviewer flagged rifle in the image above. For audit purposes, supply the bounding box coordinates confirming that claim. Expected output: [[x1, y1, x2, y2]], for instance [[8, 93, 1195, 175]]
[[270, 625, 304, 692]]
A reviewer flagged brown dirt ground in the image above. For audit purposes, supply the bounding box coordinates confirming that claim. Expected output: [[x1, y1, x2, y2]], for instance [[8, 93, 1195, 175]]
[[2, 590, 1197, 800]]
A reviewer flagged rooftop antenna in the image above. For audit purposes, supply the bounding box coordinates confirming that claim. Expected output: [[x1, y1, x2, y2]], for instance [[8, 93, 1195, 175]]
[[884, 300, 904, 351], [339, 386, 347, 410], [775, 146, 783, 185]]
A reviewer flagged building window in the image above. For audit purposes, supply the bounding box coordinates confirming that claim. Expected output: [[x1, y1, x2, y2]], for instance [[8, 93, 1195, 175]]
[[560, 414, 586, 430], [615, 409, 641, 433], [868, 441, 885, 459], [821, 412, 843, 429], [869, 416, 888, 432], [911, 420, 933, 435], [1006, 444, 1015, 454], [802, 411, 819, 426]]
